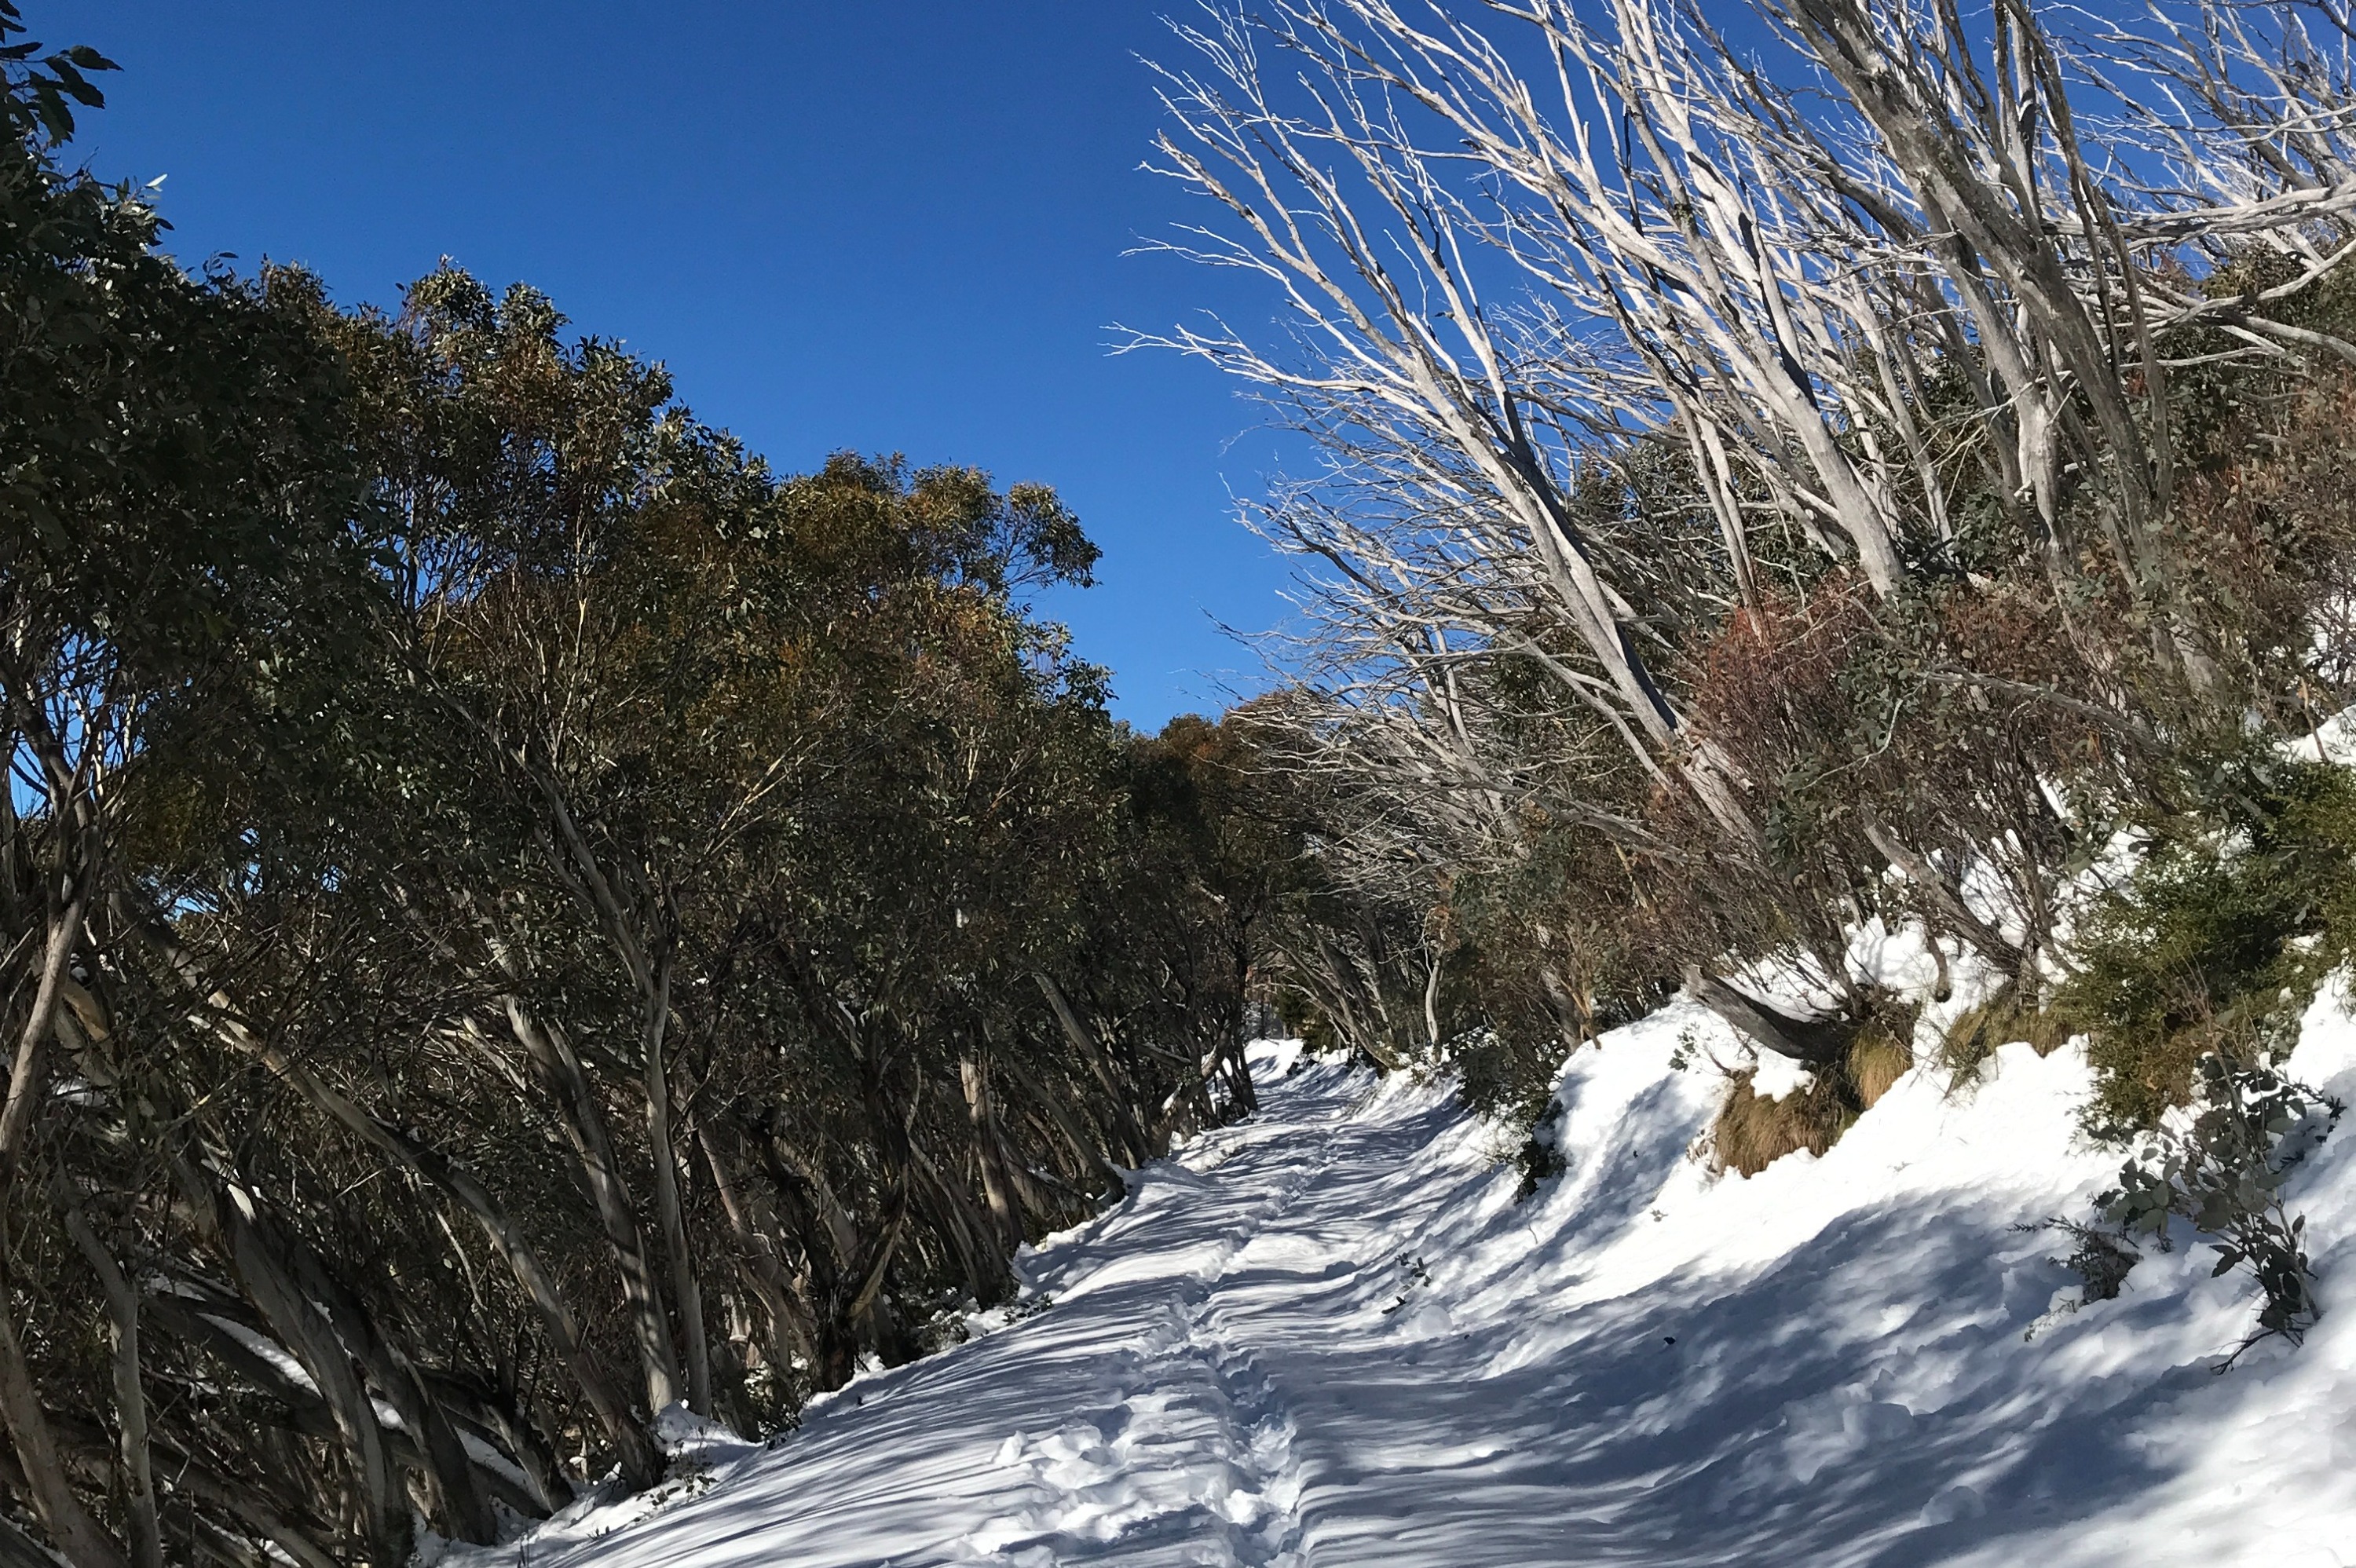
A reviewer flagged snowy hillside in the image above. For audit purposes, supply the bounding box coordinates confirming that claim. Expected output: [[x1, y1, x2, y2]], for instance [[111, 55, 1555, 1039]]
[[465, 985, 2356, 1568]]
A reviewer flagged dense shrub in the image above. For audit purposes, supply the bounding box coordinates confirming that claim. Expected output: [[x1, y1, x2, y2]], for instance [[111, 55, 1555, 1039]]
[[2059, 751, 2356, 1133]]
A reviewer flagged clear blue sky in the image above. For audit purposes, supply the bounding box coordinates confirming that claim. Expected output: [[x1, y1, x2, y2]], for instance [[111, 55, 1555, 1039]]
[[64, 2, 1300, 729]]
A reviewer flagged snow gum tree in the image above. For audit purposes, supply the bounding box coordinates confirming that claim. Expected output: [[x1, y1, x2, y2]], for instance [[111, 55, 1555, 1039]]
[[0, 23, 1291, 1560], [1142, 0, 2356, 1125]]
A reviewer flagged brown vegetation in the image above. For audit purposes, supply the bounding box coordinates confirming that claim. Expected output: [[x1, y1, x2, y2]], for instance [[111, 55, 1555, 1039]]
[[1708, 1014, 1917, 1179]]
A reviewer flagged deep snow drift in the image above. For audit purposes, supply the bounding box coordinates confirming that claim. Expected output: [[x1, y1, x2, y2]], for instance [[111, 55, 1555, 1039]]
[[465, 974, 2356, 1567]]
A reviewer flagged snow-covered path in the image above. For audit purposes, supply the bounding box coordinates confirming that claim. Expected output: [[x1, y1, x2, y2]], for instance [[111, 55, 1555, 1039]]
[[490, 994, 2356, 1568], [506, 1051, 1478, 1568]]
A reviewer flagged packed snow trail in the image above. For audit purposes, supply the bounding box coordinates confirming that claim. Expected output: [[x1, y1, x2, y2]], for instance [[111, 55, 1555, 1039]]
[[479, 981, 2356, 1568]]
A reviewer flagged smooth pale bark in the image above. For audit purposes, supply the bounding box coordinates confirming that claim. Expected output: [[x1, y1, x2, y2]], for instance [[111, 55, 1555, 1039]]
[[441, 1380, 575, 1515], [640, 956, 712, 1415], [0, 868, 125, 1568], [959, 1057, 1025, 1253], [843, 1198, 909, 1346], [905, 1138, 1006, 1305], [760, 1118, 898, 1380], [1147, 15, 1769, 850], [274, 1223, 498, 1545], [339, 1114, 662, 1488], [139, 1290, 340, 1426], [697, 1125, 817, 1372], [995, 1053, 1130, 1201], [145, 1285, 551, 1520], [1301, 933, 1405, 1072], [1032, 974, 1150, 1163], [761, 1131, 862, 1274], [525, 780, 717, 1418], [504, 999, 683, 1419], [0, 874, 89, 1179], [53, 1187, 162, 1568], [183, 993, 664, 1489], [851, 1059, 919, 1359], [177, 1161, 408, 1568], [1781, 0, 2160, 543], [1538, 963, 1596, 1051], [0, 1511, 65, 1568]]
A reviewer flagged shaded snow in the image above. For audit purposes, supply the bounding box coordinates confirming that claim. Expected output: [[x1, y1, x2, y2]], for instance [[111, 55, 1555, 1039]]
[[465, 992, 2356, 1567]]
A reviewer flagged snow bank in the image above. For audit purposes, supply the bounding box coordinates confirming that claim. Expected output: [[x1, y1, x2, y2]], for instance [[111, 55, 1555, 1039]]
[[455, 989, 2356, 1567]]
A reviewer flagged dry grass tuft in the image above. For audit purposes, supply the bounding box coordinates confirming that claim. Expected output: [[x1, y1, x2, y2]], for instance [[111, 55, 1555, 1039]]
[[1709, 1069, 1849, 1176], [1940, 981, 2075, 1083], [1848, 1025, 1914, 1109], [1709, 1018, 1916, 1177]]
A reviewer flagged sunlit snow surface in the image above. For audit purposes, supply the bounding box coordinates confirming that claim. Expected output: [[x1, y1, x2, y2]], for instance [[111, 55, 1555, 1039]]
[[465, 988, 2356, 1567]]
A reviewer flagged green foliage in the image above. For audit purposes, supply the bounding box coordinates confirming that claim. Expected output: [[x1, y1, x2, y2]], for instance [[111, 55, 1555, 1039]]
[[0, 57, 1270, 1550], [2047, 1219, 2141, 1310], [1273, 984, 1345, 1058], [2, 42, 376, 693], [2058, 750, 2356, 1132], [0, 2, 114, 144], [2098, 1054, 2340, 1349], [1453, 1025, 1571, 1125], [21, 0, 2356, 1548], [1510, 1082, 1568, 1201], [1431, 818, 1667, 1120], [1116, 711, 1304, 1117]]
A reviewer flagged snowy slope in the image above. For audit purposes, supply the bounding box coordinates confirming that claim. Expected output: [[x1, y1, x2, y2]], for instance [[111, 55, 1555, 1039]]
[[467, 985, 2356, 1568]]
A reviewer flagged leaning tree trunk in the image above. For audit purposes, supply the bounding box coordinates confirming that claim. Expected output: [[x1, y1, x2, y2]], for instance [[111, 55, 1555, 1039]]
[[53, 1185, 163, 1568], [1681, 967, 1860, 1068], [505, 998, 685, 1420], [640, 956, 713, 1416], [186, 991, 667, 1490], [960, 1055, 1026, 1255], [174, 1157, 411, 1568], [0, 1280, 127, 1568], [1033, 974, 1151, 1165], [0, 870, 130, 1568], [697, 1124, 818, 1375]]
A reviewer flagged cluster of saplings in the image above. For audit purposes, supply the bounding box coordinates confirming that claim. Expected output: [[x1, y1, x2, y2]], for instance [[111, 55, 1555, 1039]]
[[0, 20, 1302, 1567], [1133, 0, 2356, 1337]]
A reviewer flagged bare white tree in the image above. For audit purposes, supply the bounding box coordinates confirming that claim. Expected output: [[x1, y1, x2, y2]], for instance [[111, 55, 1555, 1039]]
[[1142, 0, 2356, 1040], [1131, 5, 1790, 841]]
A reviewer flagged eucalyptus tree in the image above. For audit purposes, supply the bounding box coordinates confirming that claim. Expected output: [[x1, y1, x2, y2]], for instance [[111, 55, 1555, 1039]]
[[1146, 0, 2356, 1052], [0, 17, 437, 1561], [0, 52, 1244, 1552]]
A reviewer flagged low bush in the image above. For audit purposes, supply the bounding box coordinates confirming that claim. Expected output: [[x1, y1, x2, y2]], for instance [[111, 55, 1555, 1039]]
[[2098, 1052, 2341, 1352], [1710, 1069, 1857, 1177], [1455, 1021, 1579, 1123], [2058, 751, 2356, 1134], [2049, 1219, 2142, 1308], [1514, 1115, 1569, 1201]]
